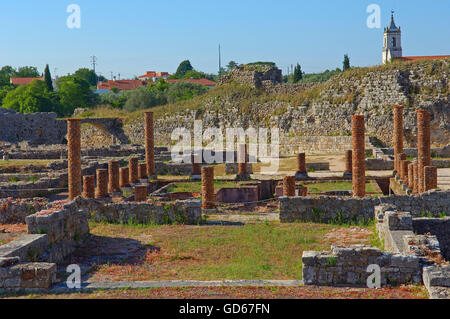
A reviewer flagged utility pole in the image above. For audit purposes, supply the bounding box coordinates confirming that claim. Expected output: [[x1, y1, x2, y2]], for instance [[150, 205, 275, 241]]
[[218, 44, 222, 75], [90, 56, 97, 73]]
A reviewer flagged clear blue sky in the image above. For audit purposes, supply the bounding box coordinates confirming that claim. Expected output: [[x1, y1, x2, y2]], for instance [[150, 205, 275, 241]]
[[1, 0, 449, 79]]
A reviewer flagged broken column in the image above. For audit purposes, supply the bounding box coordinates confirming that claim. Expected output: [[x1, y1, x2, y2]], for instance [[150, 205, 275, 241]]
[[398, 153, 407, 181], [393, 105, 404, 175], [417, 110, 431, 193], [108, 160, 120, 193], [201, 166, 215, 210], [283, 176, 296, 197], [236, 143, 250, 180], [424, 166, 438, 191], [352, 115, 366, 198], [129, 157, 139, 185], [67, 119, 82, 200], [295, 153, 308, 180], [134, 185, 148, 202], [145, 112, 156, 179], [95, 169, 108, 199], [119, 167, 130, 188], [401, 159, 410, 186], [343, 150, 352, 178], [138, 163, 148, 180], [191, 153, 201, 180], [82, 175, 95, 199], [413, 161, 419, 194]]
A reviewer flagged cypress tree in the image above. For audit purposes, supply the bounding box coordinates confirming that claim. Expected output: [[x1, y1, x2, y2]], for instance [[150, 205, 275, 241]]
[[44, 64, 53, 91]]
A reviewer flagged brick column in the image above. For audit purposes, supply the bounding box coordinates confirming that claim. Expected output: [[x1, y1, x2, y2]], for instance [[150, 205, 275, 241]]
[[134, 185, 148, 202], [108, 160, 120, 193], [138, 163, 148, 180], [343, 150, 352, 178], [295, 153, 308, 180], [393, 106, 404, 175], [401, 160, 410, 185], [129, 157, 139, 184], [283, 176, 296, 197], [119, 167, 130, 188], [236, 143, 250, 180], [407, 163, 414, 190], [145, 112, 156, 178], [82, 175, 95, 199], [201, 166, 215, 209], [398, 153, 407, 181], [95, 169, 108, 199], [352, 115, 366, 198], [417, 110, 431, 193], [413, 162, 419, 194], [424, 166, 438, 191], [67, 119, 82, 200]]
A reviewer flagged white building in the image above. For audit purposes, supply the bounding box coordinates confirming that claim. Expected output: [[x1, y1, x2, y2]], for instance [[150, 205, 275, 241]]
[[382, 12, 403, 64]]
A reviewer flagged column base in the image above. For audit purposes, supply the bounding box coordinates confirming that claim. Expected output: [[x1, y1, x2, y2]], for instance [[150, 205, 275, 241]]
[[235, 174, 251, 181], [190, 174, 201, 180], [343, 172, 352, 179], [295, 172, 309, 180]]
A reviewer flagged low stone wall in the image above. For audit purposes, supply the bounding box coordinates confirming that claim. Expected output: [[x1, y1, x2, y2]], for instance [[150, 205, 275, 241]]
[[423, 265, 450, 299], [380, 145, 450, 158], [302, 245, 421, 286], [366, 158, 450, 170], [279, 190, 450, 224], [413, 218, 450, 261], [279, 136, 371, 156], [225, 163, 253, 175], [0, 198, 48, 223], [76, 197, 202, 225], [0, 257, 56, 292]]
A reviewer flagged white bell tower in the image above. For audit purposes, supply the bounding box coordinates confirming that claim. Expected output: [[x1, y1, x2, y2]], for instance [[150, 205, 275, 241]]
[[382, 11, 403, 64]]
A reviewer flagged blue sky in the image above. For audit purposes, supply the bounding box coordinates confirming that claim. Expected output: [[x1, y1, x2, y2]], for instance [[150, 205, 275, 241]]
[[1, 0, 449, 79]]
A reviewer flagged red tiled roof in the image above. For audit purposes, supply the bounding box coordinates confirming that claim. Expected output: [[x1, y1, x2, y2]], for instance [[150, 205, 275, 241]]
[[97, 80, 147, 91], [166, 78, 217, 87], [10, 77, 44, 85], [396, 55, 450, 62], [139, 71, 170, 79]]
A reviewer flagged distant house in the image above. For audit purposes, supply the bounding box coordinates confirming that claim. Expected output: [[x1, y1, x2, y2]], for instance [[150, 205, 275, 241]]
[[10, 77, 44, 85], [166, 78, 217, 89], [139, 71, 170, 82], [96, 80, 146, 91]]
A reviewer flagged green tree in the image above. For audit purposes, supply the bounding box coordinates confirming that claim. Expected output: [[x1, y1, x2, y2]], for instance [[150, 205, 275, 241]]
[[293, 63, 303, 83], [175, 60, 193, 78], [58, 76, 95, 115], [15, 66, 40, 77], [343, 54, 351, 71], [73, 68, 98, 86], [2, 80, 57, 113], [0, 66, 15, 87], [44, 64, 53, 91], [226, 61, 239, 72]]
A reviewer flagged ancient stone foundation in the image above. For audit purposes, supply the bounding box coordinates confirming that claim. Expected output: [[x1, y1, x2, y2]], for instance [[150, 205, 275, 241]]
[[201, 167, 215, 209], [82, 175, 95, 199], [67, 119, 82, 200], [352, 115, 366, 198], [134, 185, 148, 202], [424, 166, 438, 191]]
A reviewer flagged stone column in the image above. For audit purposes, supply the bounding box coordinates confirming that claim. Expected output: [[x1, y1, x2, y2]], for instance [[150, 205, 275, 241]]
[[417, 110, 431, 193], [295, 153, 308, 180], [407, 163, 414, 190], [108, 160, 120, 193], [129, 157, 139, 184], [119, 167, 130, 188], [134, 185, 148, 202], [236, 143, 250, 180], [424, 166, 438, 191], [393, 106, 404, 175], [398, 153, 407, 181], [201, 166, 215, 209], [352, 115, 366, 198], [283, 176, 296, 197], [138, 163, 148, 180], [191, 153, 201, 180], [95, 169, 108, 199], [145, 112, 156, 178], [82, 175, 95, 199], [343, 150, 352, 178], [67, 119, 82, 200]]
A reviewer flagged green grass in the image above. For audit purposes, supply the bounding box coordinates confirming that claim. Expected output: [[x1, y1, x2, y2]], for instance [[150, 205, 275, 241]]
[[165, 181, 255, 193], [305, 181, 379, 194]]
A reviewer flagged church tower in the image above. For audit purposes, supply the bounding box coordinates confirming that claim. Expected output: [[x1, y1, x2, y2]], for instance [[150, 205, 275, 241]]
[[382, 12, 403, 64]]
